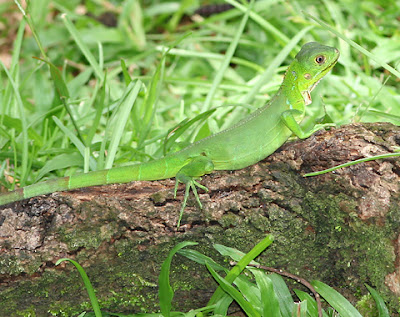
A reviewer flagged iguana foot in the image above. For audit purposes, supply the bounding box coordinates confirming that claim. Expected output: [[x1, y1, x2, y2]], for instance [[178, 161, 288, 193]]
[[173, 156, 214, 228]]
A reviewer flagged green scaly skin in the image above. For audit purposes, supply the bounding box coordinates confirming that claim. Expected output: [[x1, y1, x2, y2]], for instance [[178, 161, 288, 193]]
[[0, 42, 339, 227]]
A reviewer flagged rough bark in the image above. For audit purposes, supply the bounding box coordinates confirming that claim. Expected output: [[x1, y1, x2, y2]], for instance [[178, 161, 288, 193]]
[[1, 122, 399, 316]]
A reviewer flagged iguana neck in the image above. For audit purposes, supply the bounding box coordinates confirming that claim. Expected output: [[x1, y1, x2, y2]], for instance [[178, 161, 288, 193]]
[[278, 64, 306, 114]]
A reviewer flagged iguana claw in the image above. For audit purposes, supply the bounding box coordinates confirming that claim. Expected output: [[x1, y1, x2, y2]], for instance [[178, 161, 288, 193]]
[[174, 156, 214, 228]]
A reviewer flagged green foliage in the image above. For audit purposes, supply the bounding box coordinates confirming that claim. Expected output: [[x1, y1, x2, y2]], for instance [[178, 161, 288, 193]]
[[304, 151, 400, 177], [1, 2, 399, 312], [56, 258, 102, 317], [1, 0, 400, 190], [59, 236, 390, 316], [158, 241, 198, 317]]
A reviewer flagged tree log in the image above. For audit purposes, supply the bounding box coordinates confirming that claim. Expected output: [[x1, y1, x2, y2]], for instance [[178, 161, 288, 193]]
[[1, 122, 399, 316]]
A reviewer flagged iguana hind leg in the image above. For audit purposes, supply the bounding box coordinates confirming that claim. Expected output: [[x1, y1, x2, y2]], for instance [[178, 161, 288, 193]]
[[174, 155, 214, 228]]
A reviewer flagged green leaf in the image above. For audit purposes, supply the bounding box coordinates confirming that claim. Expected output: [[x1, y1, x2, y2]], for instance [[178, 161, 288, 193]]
[[52, 116, 97, 171], [295, 300, 308, 317], [159, 241, 198, 317], [268, 273, 294, 317], [234, 275, 261, 312], [213, 294, 234, 316], [294, 289, 330, 317], [213, 244, 250, 263], [47, 59, 70, 99], [120, 59, 132, 86], [56, 258, 102, 317], [177, 248, 228, 273], [365, 284, 390, 317], [0, 60, 29, 186], [304, 151, 400, 177], [1, 115, 43, 147], [35, 152, 83, 182], [104, 80, 142, 169], [61, 13, 104, 80], [312, 280, 363, 317], [163, 109, 217, 156], [233, 0, 297, 47], [200, 0, 253, 112], [68, 68, 93, 98], [367, 109, 400, 123], [208, 235, 274, 305], [251, 269, 281, 317], [86, 72, 107, 146], [136, 52, 165, 149], [34, 57, 87, 144], [206, 262, 261, 317], [136, 32, 191, 149], [33, 57, 70, 102], [167, 0, 193, 31], [305, 12, 400, 79]]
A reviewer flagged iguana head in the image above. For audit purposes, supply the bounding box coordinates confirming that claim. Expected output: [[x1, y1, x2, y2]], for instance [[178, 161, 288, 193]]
[[293, 42, 339, 105]]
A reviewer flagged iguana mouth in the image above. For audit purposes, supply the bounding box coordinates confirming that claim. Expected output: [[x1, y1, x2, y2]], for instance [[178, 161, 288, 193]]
[[301, 55, 339, 105], [301, 78, 322, 105]]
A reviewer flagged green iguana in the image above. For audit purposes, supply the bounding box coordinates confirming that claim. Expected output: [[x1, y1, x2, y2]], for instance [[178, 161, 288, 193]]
[[0, 42, 339, 226]]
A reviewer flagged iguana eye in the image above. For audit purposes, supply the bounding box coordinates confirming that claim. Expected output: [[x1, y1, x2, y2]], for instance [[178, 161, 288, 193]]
[[315, 55, 326, 65]]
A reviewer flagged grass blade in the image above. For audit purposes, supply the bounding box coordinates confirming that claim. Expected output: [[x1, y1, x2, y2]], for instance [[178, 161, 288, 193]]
[[268, 273, 294, 317], [206, 262, 261, 317], [304, 12, 400, 79], [221, 25, 313, 129], [52, 116, 97, 171], [104, 80, 142, 169], [163, 109, 217, 156], [158, 241, 198, 317], [35, 153, 83, 182], [177, 248, 228, 273], [303, 152, 400, 177], [225, 0, 290, 48], [136, 53, 165, 149], [367, 110, 400, 123], [294, 289, 330, 317], [252, 269, 282, 317], [213, 294, 234, 316], [0, 61, 29, 186], [56, 258, 102, 317], [208, 234, 274, 305], [86, 73, 107, 145], [36, 57, 86, 144], [201, 0, 253, 112], [312, 280, 363, 317], [156, 47, 264, 73], [365, 284, 390, 317], [234, 275, 261, 311], [61, 13, 104, 81]]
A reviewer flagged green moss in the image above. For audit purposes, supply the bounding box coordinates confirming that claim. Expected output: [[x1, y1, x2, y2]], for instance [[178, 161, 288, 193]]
[[356, 294, 379, 316], [150, 189, 169, 204], [16, 307, 37, 317], [218, 212, 241, 228], [57, 204, 119, 250], [302, 190, 396, 305], [0, 254, 25, 275], [2, 170, 399, 314]]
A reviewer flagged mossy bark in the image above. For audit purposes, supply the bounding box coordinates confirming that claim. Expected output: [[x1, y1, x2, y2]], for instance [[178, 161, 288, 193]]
[[1, 122, 399, 316]]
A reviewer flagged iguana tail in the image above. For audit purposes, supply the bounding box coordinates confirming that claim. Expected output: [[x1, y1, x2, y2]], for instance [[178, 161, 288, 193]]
[[0, 156, 185, 206]]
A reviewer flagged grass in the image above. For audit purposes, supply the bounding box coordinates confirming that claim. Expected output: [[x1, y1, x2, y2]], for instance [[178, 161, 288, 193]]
[[58, 236, 390, 316], [1, 0, 400, 315], [1, 0, 399, 190]]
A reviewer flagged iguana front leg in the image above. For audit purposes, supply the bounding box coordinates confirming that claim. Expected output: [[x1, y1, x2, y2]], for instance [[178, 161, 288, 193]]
[[281, 109, 335, 139], [174, 155, 214, 228]]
